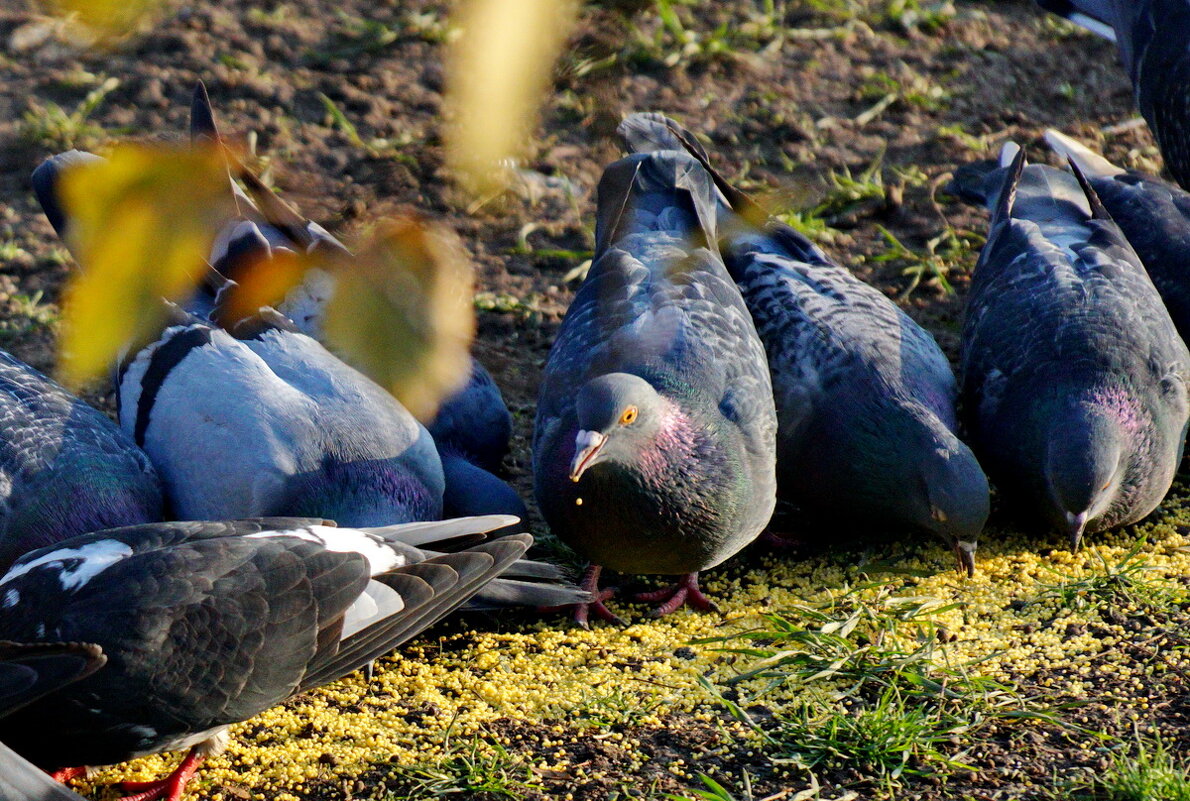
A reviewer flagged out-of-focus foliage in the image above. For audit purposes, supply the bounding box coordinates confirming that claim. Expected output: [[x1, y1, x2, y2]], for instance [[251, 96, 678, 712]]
[[321, 217, 475, 422], [57, 144, 231, 388], [43, 0, 164, 40], [445, 0, 578, 196]]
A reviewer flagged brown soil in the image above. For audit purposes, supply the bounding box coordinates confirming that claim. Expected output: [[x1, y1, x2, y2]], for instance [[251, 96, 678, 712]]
[[0, 1, 1172, 799]]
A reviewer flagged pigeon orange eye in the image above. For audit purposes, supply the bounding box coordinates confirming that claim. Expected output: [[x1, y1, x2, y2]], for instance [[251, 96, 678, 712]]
[[619, 406, 638, 425]]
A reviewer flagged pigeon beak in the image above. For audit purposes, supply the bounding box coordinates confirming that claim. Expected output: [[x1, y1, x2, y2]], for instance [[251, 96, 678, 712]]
[[954, 540, 977, 578], [1066, 511, 1089, 551], [569, 430, 607, 482]]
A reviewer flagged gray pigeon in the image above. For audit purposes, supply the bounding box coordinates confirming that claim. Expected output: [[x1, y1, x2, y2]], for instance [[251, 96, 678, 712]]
[[0, 517, 547, 801], [617, 113, 990, 575], [533, 148, 777, 625], [951, 144, 1190, 547], [0, 641, 104, 801], [189, 81, 521, 518], [117, 307, 446, 527], [1035, 0, 1190, 189], [1045, 130, 1190, 342], [0, 351, 163, 574]]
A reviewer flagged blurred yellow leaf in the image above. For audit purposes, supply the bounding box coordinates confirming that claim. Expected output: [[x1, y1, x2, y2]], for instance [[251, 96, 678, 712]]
[[445, 0, 578, 196], [213, 249, 307, 330], [322, 216, 475, 422], [45, 0, 164, 40], [58, 144, 232, 388]]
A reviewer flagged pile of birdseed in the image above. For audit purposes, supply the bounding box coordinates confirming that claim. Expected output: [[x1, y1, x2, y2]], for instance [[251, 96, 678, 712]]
[[78, 486, 1190, 800]]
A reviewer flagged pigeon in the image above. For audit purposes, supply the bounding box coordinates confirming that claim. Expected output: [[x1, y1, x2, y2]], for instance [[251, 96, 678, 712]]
[[1044, 129, 1190, 341], [1, 641, 105, 801], [427, 360, 513, 475], [0, 516, 550, 801], [1035, 0, 1190, 189], [617, 113, 991, 574], [533, 147, 777, 624], [178, 83, 525, 520], [30, 102, 517, 531], [950, 144, 1190, 546], [191, 81, 517, 476], [116, 307, 447, 527], [0, 350, 163, 575]]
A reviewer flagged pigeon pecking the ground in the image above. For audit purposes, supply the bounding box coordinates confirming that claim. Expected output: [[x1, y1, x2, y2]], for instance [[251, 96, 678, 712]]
[[1035, 0, 1190, 189], [617, 113, 991, 575], [950, 145, 1190, 548], [533, 146, 777, 626], [1, 641, 104, 801], [0, 517, 552, 801], [115, 298, 448, 527], [0, 350, 163, 575], [1044, 130, 1190, 342], [30, 81, 524, 524]]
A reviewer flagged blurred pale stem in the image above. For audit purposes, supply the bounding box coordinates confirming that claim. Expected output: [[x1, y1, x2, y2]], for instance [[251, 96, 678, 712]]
[[446, 0, 578, 196]]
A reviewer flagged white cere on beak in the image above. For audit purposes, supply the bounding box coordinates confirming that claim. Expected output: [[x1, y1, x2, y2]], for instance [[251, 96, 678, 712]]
[[570, 429, 608, 482]]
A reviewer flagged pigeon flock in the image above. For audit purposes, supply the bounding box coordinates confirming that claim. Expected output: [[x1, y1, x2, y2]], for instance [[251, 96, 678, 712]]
[[1, 0, 1189, 797]]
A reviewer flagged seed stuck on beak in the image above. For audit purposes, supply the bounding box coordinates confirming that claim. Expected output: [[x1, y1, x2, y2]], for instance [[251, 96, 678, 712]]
[[954, 540, 977, 578], [1066, 510, 1089, 551], [570, 430, 607, 482]]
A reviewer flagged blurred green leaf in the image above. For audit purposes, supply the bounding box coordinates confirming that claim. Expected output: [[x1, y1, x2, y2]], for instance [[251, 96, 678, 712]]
[[321, 216, 475, 422], [57, 144, 232, 388]]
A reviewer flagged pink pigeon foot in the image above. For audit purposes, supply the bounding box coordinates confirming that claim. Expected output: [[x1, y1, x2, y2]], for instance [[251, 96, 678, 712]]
[[119, 748, 204, 801], [634, 572, 720, 617]]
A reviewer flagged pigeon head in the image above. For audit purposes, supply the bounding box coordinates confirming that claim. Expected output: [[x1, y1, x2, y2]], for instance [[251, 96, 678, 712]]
[[1044, 407, 1125, 550], [569, 373, 665, 482], [912, 433, 990, 578]]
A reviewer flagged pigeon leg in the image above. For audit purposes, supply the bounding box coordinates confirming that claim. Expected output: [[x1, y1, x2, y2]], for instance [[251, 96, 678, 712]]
[[759, 530, 806, 550], [50, 767, 87, 783], [635, 572, 720, 617], [540, 564, 623, 628], [573, 565, 624, 629], [118, 748, 204, 801]]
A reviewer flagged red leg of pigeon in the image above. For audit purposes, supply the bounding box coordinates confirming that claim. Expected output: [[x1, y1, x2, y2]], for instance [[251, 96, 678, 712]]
[[760, 530, 806, 550], [118, 749, 204, 801], [50, 767, 87, 783], [538, 565, 623, 628], [635, 572, 720, 617], [573, 565, 624, 629]]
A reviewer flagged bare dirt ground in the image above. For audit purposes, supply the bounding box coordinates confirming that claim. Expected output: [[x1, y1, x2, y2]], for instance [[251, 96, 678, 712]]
[[2, 1, 1189, 800]]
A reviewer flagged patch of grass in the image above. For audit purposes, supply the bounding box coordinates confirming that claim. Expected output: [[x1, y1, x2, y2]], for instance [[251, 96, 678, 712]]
[[1030, 539, 1185, 612], [473, 291, 545, 322], [561, 685, 664, 729], [304, 12, 399, 65], [317, 92, 413, 161], [20, 76, 119, 150], [775, 686, 973, 786], [778, 153, 887, 241], [1066, 734, 1190, 800], [701, 580, 1067, 792], [0, 291, 59, 340], [874, 224, 982, 298], [387, 737, 543, 800]]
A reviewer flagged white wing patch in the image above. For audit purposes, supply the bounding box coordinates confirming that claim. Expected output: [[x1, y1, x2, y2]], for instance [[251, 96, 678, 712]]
[[245, 526, 407, 576], [341, 579, 406, 639], [0, 540, 135, 590]]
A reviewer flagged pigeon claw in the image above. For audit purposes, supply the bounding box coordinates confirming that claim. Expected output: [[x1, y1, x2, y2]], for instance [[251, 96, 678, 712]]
[[574, 587, 626, 630], [539, 564, 625, 628], [635, 572, 720, 617], [118, 749, 204, 801], [50, 767, 87, 783]]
